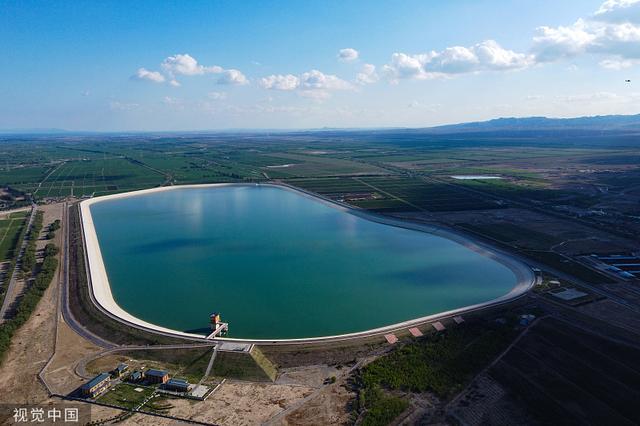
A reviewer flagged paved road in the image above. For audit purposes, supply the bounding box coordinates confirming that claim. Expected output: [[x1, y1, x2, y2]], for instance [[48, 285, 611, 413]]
[[74, 185, 538, 346], [58, 202, 116, 349], [75, 342, 218, 379], [0, 204, 37, 322]]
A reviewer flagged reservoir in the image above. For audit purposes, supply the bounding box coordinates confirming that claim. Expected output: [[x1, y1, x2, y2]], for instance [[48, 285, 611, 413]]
[[87, 184, 523, 339]]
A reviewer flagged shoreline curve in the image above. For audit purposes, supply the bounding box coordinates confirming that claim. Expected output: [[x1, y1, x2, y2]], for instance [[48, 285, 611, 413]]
[[79, 182, 536, 344]]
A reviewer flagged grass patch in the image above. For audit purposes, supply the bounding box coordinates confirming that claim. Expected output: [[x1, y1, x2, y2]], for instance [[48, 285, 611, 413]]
[[0, 214, 27, 261], [213, 349, 276, 382], [143, 396, 175, 414], [97, 383, 154, 410]]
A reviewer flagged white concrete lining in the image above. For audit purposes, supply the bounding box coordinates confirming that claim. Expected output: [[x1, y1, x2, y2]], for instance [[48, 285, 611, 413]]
[[80, 183, 536, 344]]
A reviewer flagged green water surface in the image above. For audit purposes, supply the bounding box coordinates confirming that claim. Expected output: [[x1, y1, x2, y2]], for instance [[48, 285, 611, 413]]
[[89, 185, 518, 339]]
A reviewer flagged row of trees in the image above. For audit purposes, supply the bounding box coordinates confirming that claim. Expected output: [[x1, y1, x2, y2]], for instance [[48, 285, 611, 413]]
[[0, 213, 61, 363], [46, 219, 61, 240], [0, 245, 59, 362], [21, 211, 44, 274]]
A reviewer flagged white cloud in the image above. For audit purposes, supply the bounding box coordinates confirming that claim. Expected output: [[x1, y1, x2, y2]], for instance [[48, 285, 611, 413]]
[[259, 74, 300, 90], [407, 101, 441, 111], [259, 70, 352, 100], [217, 69, 249, 85], [300, 69, 353, 90], [109, 101, 140, 111], [298, 90, 331, 101], [595, 0, 640, 23], [162, 96, 180, 104], [356, 64, 379, 84], [338, 48, 359, 61], [382, 40, 530, 82], [556, 91, 623, 102], [161, 53, 222, 76], [208, 91, 227, 100], [532, 19, 597, 62], [382, 53, 433, 81], [532, 19, 640, 62], [133, 53, 247, 86], [600, 58, 637, 68], [471, 40, 532, 70], [133, 68, 166, 83], [533, 1, 640, 64]]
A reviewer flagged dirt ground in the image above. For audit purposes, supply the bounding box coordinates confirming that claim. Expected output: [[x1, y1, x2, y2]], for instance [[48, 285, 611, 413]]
[[41, 318, 104, 393], [0, 269, 57, 404], [282, 381, 355, 425], [84, 353, 130, 377], [0, 203, 123, 424], [36, 204, 63, 252], [0, 204, 64, 404], [120, 381, 315, 426], [276, 364, 341, 388]]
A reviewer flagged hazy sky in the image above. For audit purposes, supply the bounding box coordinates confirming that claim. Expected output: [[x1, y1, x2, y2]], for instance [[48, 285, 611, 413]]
[[1, 0, 638, 131]]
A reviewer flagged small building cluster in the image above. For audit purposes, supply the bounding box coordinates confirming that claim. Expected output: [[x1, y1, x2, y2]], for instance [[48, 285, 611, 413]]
[[165, 378, 190, 393], [145, 369, 169, 384], [81, 362, 193, 399], [128, 370, 144, 382], [112, 363, 128, 377], [80, 372, 111, 398], [590, 254, 640, 280]]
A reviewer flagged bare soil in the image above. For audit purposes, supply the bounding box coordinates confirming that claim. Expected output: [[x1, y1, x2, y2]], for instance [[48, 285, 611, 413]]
[[282, 381, 355, 425], [0, 204, 64, 404], [121, 382, 315, 426], [0, 203, 123, 425]]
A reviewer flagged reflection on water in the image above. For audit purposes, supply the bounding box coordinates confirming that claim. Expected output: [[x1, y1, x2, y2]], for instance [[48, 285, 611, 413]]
[[90, 185, 517, 339]]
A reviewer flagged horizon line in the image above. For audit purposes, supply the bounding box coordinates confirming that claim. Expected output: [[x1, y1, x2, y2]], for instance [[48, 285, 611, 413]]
[[1, 112, 639, 135]]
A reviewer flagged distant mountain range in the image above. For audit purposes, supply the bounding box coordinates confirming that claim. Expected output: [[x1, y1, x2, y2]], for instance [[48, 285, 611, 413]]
[[0, 128, 70, 135], [422, 114, 640, 134], [2, 114, 640, 135]]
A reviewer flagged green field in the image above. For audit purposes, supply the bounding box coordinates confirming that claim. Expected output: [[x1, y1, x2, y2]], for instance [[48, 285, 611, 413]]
[[1, 131, 638, 264], [97, 383, 155, 409], [30, 158, 166, 198], [0, 211, 28, 261], [288, 176, 503, 212]]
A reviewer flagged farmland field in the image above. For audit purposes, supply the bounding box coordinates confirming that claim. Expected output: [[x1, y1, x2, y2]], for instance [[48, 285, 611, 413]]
[[288, 176, 503, 212], [0, 131, 639, 241], [0, 211, 28, 261], [29, 158, 166, 198], [490, 317, 640, 425]]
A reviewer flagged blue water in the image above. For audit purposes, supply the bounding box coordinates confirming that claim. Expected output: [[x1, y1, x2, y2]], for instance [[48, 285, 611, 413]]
[[89, 185, 517, 339]]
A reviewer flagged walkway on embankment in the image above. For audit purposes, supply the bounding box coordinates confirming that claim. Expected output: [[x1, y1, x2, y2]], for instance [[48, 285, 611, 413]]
[[77, 183, 537, 346]]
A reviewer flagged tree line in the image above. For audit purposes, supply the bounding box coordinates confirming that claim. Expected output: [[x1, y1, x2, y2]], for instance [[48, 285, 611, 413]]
[[0, 213, 60, 363]]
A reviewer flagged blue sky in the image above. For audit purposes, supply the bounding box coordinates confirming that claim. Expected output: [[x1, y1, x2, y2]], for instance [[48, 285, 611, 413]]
[[1, 0, 638, 130]]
